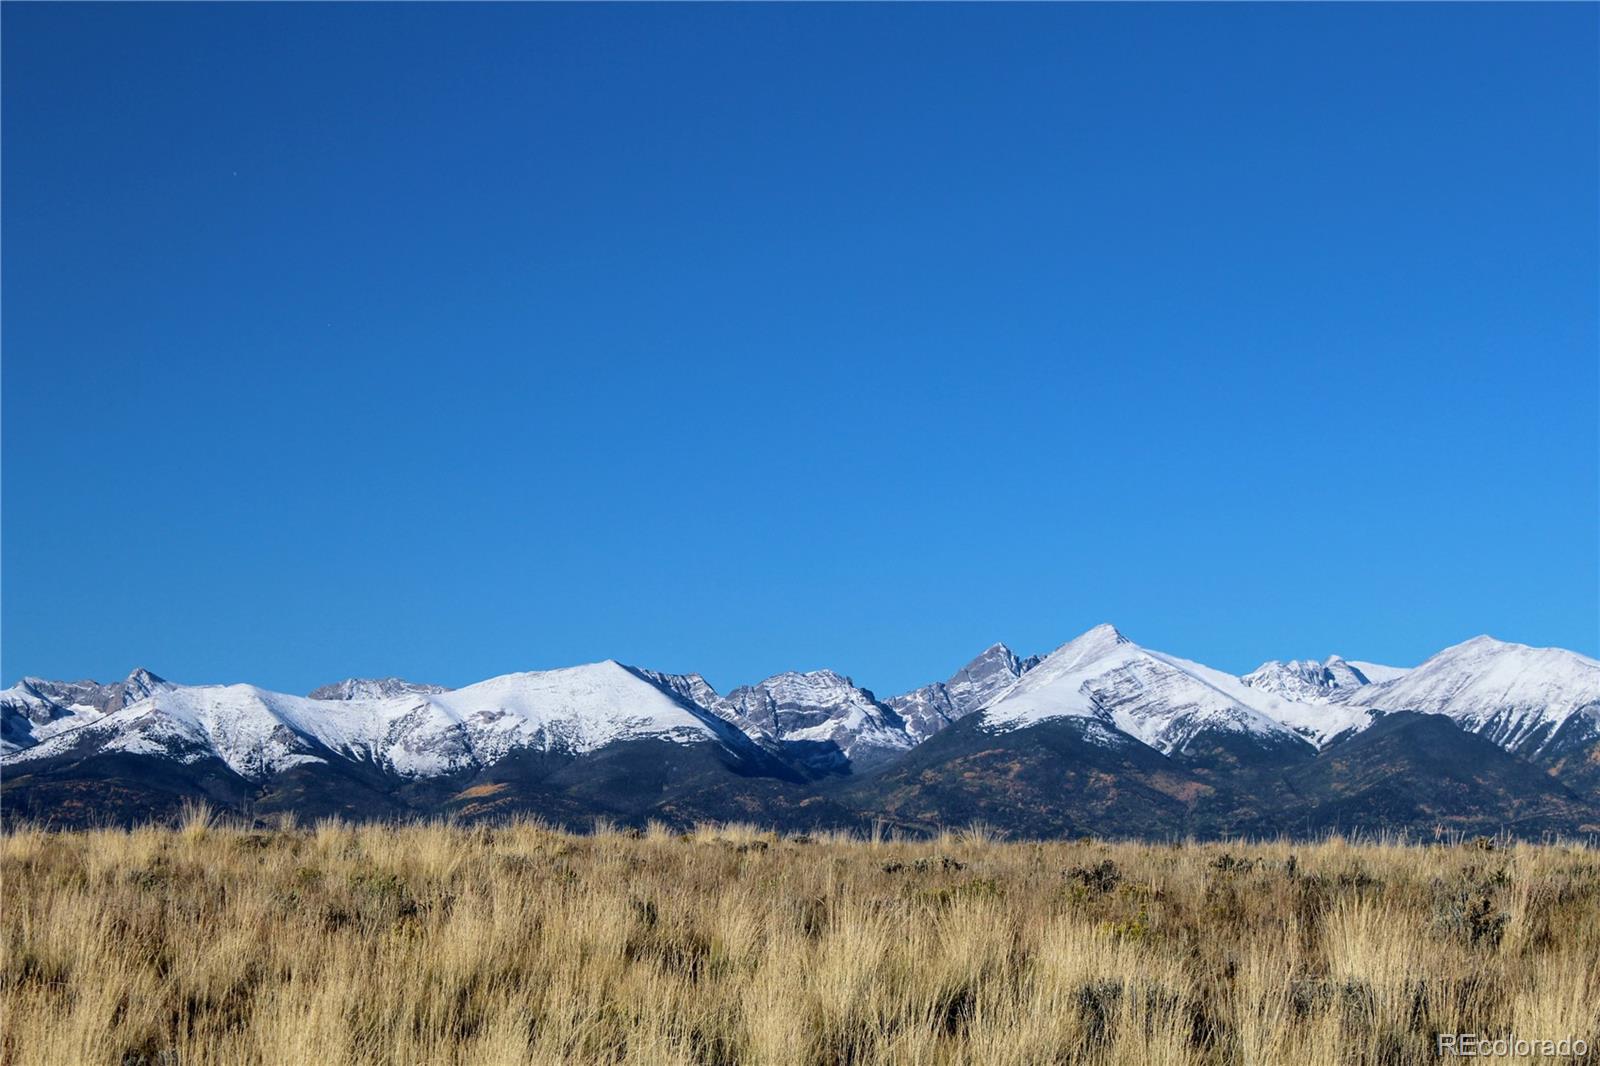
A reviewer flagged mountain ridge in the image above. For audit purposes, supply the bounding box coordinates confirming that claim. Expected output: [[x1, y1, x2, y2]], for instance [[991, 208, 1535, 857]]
[[6, 627, 1598, 836]]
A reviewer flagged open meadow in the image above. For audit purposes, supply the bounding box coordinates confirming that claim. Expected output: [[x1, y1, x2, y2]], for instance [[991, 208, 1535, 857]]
[[2, 814, 1597, 1065]]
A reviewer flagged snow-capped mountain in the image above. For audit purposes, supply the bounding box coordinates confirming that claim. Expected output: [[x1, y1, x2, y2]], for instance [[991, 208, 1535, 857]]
[[1343, 636, 1600, 757], [6, 661, 758, 782], [1, 668, 167, 754], [6, 628, 1599, 836], [308, 677, 449, 701], [714, 670, 913, 770], [888, 643, 1040, 742], [1241, 655, 1386, 704], [979, 624, 1369, 752], [631, 667, 916, 769]]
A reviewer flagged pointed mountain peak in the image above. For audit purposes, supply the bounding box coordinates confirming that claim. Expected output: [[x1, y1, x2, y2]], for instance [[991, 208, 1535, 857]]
[[1423, 634, 1533, 664], [1462, 634, 1509, 647], [947, 642, 1031, 701], [961, 642, 1021, 672], [1068, 623, 1132, 652], [119, 667, 167, 705], [1430, 636, 1598, 669], [1026, 623, 1140, 678]]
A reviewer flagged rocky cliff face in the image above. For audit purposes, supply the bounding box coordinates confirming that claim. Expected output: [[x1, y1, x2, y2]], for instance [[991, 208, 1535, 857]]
[[716, 670, 913, 771], [887, 643, 1039, 742], [1241, 656, 1380, 703], [1, 668, 167, 754], [307, 678, 449, 701]]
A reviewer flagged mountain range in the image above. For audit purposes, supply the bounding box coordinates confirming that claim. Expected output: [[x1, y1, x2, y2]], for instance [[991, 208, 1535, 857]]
[[4, 625, 1598, 837]]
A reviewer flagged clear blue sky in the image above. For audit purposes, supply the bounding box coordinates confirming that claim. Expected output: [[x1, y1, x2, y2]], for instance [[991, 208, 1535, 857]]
[[4, 4, 1596, 697]]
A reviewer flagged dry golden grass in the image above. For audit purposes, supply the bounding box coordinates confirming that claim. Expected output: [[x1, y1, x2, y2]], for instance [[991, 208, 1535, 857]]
[[2, 811, 1597, 1065]]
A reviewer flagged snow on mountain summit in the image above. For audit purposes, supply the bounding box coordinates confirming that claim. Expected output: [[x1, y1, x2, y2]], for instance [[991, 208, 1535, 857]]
[[5, 661, 754, 781], [887, 642, 1040, 742], [308, 677, 449, 701], [1242, 655, 1385, 704], [1342, 636, 1600, 756], [1, 668, 171, 755], [6, 632, 1594, 788], [716, 669, 914, 769], [419, 660, 753, 765], [981, 624, 1362, 752]]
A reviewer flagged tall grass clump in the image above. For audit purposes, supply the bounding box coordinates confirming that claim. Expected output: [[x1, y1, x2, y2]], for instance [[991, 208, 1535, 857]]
[[1, 821, 1596, 1065]]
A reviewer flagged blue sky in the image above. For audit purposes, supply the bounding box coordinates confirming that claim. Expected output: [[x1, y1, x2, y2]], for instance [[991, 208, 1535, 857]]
[[4, 4, 1596, 696]]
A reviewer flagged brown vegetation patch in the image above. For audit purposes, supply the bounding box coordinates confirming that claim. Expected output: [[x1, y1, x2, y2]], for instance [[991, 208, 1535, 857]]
[[452, 781, 511, 801], [2, 819, 1597, 1065]]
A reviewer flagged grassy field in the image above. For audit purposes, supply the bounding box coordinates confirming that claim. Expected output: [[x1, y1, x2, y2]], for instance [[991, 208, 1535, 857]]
[[2, 812, 1597, 1065]]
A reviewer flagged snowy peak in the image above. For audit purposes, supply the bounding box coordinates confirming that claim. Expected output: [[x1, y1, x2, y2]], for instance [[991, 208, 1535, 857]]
[[948, 643, 1038, 711], [1, 668, 172, 754], [1045, 623, 1135, 673], [21, 667, 170, 712], [982, 624, 1330, 755], [887, 641, 1039, 742], [1344, 636, 1600, 755], [720, 670, 869, 734], [122, 668, 167, 702], [1069, 623, 1132, 656], [308, 677, 449, 701], [427, 659, 753, 765], [1242, 655, 1376, 704], [720, 669, 911, 769], [5, 683, 340, 779]]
